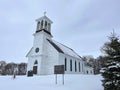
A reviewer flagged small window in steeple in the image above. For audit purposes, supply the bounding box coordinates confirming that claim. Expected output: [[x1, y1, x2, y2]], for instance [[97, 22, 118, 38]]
[[37, 22, 40, 30], [48, 23, 50, 31], [41, 20, 43, 29], [45, 21, 47, 26], [45, 21, 47, 30]]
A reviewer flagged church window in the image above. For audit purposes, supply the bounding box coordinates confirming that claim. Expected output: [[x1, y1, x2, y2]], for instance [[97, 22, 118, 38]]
[[65, 58, 67, 71], [82, 63, 84, 72], [34, 60, 38, 64], [45, 21, 47, 30], [41, 20, 43, 29], [75, 61, 77, 72], [70, 59, 72, 71], [79, 62, 80, 72], [37, 22, 40, 30], [48, 23, 50, 31], [35, 48, 39, 53]]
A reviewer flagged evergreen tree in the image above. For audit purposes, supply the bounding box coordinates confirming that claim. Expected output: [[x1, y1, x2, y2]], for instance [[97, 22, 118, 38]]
[[101, 32, 120, 90]]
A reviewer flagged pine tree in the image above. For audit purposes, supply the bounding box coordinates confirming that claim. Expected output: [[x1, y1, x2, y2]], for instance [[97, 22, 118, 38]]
[[101, 32, 120, 90]]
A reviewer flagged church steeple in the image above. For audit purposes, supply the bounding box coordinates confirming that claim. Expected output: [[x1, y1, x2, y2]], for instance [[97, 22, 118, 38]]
[[35, 12, 53, 35]]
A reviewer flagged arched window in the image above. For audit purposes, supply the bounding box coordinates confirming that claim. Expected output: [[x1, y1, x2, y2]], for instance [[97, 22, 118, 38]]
[[45, 21, 47, 30], [70, 59, 72, 71], [75, 61, 77, 72], [65, 58, 67, 71], [34, 60, 38, 65], [37, 22, 40, 30], [82, 63, 84, 72], [79, 62, 80, 72], [48, 23, 50, 31], [41, 20, 43, 29]]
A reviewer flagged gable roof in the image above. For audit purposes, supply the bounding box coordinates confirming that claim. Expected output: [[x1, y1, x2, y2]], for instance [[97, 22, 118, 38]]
[[26, 39, 82, 59], [47, 39, 81, 59]]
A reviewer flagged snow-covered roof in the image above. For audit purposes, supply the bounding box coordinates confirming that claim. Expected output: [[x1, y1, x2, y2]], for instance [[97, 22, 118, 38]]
[[47, 39, 81, 59]]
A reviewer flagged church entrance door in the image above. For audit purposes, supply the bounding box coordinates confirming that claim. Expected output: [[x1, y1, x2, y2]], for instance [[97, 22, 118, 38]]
[[33, 66, 37, 74]]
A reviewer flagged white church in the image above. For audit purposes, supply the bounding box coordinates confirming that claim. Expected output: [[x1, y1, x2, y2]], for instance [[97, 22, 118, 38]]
[[26, 14, 93, 75]]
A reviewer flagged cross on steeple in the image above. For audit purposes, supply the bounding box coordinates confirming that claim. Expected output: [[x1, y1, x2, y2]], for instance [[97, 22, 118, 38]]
[[44, 12, 47, 16]]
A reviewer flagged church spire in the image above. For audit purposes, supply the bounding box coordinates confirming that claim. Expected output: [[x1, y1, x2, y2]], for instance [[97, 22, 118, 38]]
[[35, 13, 53, 35]]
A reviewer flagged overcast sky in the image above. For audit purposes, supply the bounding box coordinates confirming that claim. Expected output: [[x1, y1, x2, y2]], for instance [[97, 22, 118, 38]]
[[0, 0, 120, 63]]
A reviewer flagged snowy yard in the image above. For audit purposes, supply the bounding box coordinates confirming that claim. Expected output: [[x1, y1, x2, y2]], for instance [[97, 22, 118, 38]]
[[0, 74, 103, 90]]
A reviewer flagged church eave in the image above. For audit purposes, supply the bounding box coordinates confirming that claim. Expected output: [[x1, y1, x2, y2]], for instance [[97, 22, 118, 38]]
[[36, 29, 52, 36]]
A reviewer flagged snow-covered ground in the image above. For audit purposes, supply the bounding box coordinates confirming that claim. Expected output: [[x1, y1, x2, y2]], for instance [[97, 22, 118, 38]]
[[0, 74, 103, 90]]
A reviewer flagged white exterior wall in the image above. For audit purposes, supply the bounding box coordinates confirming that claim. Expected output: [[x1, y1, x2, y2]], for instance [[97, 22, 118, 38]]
[[33, 32, 44, 56], [58, 53, 84, 74], [42, 37, 59, 75], [38, 32, 51, 75], [27, 31, 57, 75], [84, 66, 94, 74], [27, 32, 45, 75]]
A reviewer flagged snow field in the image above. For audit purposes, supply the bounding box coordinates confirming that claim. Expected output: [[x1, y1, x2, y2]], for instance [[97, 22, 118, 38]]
[[0, 74, 103, 90]]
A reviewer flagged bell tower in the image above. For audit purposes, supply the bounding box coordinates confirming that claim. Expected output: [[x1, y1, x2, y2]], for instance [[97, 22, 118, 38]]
[[35, 12, 53, 36], [27, 13, 54, 75]]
